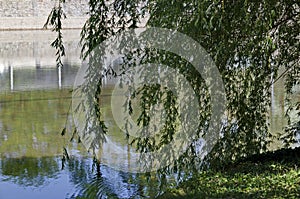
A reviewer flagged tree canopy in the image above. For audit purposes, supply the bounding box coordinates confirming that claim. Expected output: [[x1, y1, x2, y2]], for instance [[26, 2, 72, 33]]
[[46, 0, 300, 173]]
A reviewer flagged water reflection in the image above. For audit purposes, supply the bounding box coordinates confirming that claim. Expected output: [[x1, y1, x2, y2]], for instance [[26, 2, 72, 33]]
[[0, 156, 159, 199], [0, 89, 157, 198], [66, 159, 142, 199], [0, 29, 81, 91], [1, 157, 60, 187], [0, 90, 75, 158], [0, 62, 80, 92]]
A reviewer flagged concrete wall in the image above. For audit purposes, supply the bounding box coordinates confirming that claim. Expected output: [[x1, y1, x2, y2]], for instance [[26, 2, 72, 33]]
[[0, 0, 88, 30]]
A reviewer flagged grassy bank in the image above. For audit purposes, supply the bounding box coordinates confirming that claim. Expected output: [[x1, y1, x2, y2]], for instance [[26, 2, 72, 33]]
[[159, 147, 300, 198]]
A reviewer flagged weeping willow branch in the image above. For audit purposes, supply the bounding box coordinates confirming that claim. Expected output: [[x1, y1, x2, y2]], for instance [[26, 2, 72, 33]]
[[44, 0, 66, 68]]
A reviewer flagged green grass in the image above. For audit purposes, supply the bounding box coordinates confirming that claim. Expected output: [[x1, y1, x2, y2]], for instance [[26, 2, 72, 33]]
[[159, 147, 300, 198]]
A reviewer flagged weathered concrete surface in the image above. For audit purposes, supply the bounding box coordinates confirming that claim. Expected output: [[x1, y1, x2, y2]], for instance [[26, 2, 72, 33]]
[[0, 0, 88, 17], [0, 0, 88, 30]]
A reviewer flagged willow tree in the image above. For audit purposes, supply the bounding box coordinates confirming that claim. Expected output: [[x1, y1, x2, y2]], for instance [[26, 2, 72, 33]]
[[46, 0, 300, 172]]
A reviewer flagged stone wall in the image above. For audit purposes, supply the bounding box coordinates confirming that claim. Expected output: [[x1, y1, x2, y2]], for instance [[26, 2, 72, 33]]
[[0, 0, 88, 30], [0, 0, 88, 17]]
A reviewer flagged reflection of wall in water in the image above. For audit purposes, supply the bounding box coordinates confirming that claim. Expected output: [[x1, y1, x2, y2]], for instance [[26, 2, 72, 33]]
[[0, 30, 82, 91], [0, 63, 80, 91]]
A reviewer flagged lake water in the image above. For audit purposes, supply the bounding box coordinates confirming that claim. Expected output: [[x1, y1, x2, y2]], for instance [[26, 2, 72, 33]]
[[0, 29, 163, 198], [0, 87, 161, 198], [0, 29, 299, 198]]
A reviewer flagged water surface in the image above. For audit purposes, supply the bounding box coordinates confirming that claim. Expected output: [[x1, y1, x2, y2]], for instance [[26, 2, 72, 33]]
[[0, 29, 156, 198]]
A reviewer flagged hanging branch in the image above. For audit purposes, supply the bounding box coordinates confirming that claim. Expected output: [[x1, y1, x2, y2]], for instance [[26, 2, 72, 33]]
[[44, 0, 66, 68], [44, 0, 68, 169]]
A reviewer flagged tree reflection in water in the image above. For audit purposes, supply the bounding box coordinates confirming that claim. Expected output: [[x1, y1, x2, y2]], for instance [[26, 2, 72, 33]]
[[0, 89, 162, 198], [0, 156, 158, 198], [66, 158, 148, 199], [1, 157, 60, 187]]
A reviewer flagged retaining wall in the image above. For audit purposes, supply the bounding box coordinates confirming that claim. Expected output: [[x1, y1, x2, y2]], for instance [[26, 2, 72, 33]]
[[0, 0, 88, 30]]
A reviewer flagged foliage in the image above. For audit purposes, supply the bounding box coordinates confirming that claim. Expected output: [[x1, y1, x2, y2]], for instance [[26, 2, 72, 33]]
[[49, 0, 300, 177], [147, 0, 300, 168], [44, 0, 66, 68]]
